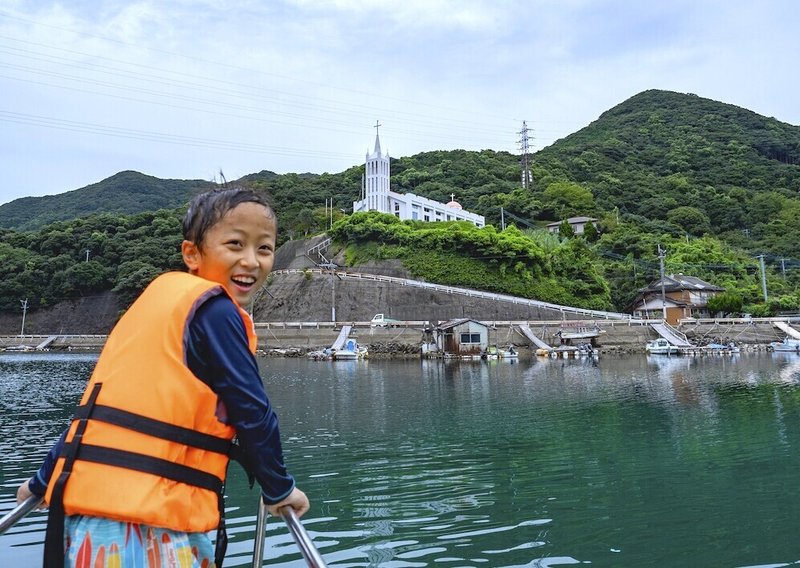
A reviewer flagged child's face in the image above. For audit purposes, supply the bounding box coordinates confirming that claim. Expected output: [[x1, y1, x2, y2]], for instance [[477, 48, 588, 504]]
[[181, 202, 277, 306]]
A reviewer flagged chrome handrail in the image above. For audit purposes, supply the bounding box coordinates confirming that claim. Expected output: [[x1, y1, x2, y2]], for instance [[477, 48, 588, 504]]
[[280, 506, 327, 567], [0, 495, 43, 535], [252, 497, 268, 568], [252, 498, 327, 568]]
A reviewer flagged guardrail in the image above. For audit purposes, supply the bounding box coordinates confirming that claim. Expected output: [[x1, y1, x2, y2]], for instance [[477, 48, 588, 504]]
[[255, 318, 657, 330], [270, 269, 633, 321], [678, 317, 797, 325]]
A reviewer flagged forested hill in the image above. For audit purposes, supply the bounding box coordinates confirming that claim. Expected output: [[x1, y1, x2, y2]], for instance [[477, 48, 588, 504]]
[[2, 90, 800, 319], [0, 90, 800, 248], [530, 89, 800, 256], [1, 89, 799, 254], [0, 171, 216, 231]]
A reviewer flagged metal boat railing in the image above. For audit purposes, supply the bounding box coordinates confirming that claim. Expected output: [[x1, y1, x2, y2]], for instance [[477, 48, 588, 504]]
[[253, 498, 327, 568], [1, 494, 326, 567], [0, 494, 43, 535]]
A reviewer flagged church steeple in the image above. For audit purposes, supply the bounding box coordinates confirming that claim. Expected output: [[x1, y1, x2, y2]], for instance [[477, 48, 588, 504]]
[[373, 120, 382, 155]]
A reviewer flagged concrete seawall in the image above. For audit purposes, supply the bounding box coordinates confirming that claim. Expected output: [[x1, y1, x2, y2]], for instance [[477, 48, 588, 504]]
[[0, 319, 790, 355], [255, 319, 787, 354]]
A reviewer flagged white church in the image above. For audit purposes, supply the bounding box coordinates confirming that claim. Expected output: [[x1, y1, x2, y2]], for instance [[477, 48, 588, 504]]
[[352, 125, 485, 228]]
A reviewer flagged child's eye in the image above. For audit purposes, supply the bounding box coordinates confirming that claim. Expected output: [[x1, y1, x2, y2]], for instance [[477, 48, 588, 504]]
[[227, 240, 243, 247]]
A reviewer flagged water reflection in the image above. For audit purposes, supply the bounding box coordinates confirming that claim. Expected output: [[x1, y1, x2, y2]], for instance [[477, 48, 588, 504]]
[[3, 352, 800, 566]]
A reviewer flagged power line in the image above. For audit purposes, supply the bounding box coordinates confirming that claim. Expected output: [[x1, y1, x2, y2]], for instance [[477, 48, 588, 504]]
[[0, 33, 520, 142]]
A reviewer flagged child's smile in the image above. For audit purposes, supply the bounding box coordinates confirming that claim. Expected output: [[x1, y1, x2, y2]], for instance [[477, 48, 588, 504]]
[[182, 202, 277, 306]]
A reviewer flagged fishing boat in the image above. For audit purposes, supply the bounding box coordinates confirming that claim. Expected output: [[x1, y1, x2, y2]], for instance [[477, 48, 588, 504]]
[[483, 345, 519, 360], [707, 342, 740, 354], [555, 325, 606, 341], [646, 338, 678, 355], [770, 338, 800, 353], [332, 338, 368, 360]]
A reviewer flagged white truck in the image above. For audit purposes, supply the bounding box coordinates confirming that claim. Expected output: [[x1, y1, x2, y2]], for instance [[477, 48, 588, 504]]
[[370, 313, 401, 327]]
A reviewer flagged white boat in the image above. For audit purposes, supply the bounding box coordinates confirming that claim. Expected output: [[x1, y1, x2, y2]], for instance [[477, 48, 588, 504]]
[[332, 338, 365, 360], [484, 345, 519, 360], [556, 326, 606, 340], [707, 342, 740, 354], [770, 338, 800, 353], [646, 338, 678, 355]]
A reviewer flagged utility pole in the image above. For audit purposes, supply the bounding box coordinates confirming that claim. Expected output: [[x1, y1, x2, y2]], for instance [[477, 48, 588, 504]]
[[781, 258, 787, 278], [84, 249, 91, 262], [658, 245, 667, 320], [500, 207, 505, 231], [757, 255, 768, 302], [20, 298, 28, 337], [517, 121, 532, 190]]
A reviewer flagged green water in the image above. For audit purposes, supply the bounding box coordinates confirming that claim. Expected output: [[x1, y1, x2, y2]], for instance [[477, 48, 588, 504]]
[[2, 352, 800, 567]]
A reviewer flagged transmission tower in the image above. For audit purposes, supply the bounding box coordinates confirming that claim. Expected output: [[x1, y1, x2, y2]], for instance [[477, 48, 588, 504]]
[[517, 121, 533, 190]]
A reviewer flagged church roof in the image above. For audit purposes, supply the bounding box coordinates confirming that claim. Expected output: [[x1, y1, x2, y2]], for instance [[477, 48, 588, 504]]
[[445, 193, 463, 209]]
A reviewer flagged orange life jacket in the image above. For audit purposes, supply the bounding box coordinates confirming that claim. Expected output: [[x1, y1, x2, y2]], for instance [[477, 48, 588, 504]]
[[44, 272, 257, 535]]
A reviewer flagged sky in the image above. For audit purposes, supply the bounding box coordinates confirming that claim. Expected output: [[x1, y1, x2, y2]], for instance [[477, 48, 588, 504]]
[[0, 0, 798, 206]]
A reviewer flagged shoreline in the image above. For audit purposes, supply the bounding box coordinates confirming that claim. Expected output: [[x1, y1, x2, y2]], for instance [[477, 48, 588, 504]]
[[1, 318, 792, 357]]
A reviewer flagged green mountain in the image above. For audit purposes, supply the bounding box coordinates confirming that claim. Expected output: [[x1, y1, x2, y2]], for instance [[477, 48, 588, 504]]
[[530, 89, 800, 256], [3, 89, 797, 256], [0, 171, 216, 231], [1, 89, 799, 319]]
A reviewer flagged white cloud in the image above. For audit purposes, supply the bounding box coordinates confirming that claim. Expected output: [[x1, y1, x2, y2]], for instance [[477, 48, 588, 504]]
[[288, 0, 506, 31], [0, 0, 798, 204]]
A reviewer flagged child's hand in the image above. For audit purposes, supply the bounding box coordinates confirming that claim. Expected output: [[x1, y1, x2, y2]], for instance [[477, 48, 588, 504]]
[[267, 487, 309, 518], [16, 478, 45, 509]]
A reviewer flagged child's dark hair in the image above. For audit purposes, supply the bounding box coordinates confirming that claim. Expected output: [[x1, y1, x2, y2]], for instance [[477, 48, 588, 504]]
[[182, 186, 276, 247]]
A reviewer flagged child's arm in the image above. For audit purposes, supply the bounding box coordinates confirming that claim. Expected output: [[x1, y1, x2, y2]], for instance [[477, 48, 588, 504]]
[[16, 429, 67, 505], [187, 295, 305, 511]]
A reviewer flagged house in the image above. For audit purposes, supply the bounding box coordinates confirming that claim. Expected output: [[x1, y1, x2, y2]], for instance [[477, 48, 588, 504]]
[[545, 216, 598, 235], [352, 124, 485, 227], [629, 274, 724, 324], [434, 318, 488, 357]]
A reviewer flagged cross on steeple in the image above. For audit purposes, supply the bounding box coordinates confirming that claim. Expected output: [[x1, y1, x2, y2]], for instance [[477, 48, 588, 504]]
[[450, 193, 455, 201], [372, 120, 383, 155]]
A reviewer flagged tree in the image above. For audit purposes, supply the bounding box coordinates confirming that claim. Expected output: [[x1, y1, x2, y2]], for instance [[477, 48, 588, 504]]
[[558, 220, 575, 238], [540, 181, 595, 219], [583, 221, 599, 242], [707, 292, 743, 316], [666, 206, 711, 236]]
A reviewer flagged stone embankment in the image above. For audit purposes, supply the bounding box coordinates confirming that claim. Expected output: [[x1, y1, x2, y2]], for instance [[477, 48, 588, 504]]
[[0, 319, 791, 358], [254, 318, 786, 358]]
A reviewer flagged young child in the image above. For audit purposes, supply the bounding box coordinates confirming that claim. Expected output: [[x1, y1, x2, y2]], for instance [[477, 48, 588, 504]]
[[17, 186, 309, 567]]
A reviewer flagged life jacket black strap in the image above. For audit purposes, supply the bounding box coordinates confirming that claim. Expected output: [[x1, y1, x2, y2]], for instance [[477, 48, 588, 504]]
[[215, 489, 229, 568], [44, 386, 255, 568], [73, 403, 233, 455], [43, 382, 103, 568], [62, 443, 224, 493]]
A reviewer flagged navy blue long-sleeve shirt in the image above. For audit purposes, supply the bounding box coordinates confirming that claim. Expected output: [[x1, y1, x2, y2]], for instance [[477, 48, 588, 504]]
[[30, 294, 295, 505]]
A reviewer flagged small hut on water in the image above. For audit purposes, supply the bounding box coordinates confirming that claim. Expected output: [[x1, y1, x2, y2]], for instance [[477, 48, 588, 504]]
[[432, 318, 489, 358]]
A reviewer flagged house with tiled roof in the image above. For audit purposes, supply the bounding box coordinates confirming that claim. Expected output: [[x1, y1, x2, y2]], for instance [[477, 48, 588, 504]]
[[545, 216, 598, 235], [629, 274, 724, 324]]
